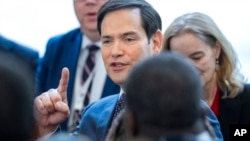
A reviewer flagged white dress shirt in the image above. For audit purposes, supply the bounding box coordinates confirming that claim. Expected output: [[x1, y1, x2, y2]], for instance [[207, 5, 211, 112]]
[[68, 35, 107, 129]]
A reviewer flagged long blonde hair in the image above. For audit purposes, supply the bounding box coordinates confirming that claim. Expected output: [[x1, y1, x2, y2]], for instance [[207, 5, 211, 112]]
[[162, 12, 245, 98]]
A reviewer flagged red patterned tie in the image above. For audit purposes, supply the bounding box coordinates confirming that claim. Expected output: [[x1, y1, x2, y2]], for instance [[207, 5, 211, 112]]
[[81, 44, 99, 85], [82, 44, 99, 106]]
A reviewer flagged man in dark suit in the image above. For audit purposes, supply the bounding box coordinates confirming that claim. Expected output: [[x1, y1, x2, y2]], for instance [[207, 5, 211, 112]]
[[36, 0, 120, 132], [34, 0, 223, 141], [106, 52, 217, 141], [0, 35, 39, 93]]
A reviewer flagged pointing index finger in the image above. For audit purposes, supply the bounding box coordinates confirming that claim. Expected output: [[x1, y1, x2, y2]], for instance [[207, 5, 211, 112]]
[[57, 67, 69, 101]]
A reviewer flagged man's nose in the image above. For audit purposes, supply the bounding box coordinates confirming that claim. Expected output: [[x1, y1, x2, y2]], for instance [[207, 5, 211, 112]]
[[111, 41, 123, 58]]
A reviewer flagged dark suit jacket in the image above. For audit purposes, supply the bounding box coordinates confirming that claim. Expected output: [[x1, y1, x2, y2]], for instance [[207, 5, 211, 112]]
[[219, 84, 250, 141], [0, 35, 39, 95], [76, 94, 223, 141], [0, 35, 39, 71], [36, 28, 120, 131]]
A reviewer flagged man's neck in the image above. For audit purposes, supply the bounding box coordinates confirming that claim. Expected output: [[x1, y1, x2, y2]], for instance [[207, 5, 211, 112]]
[[81, 28, 100, 42]]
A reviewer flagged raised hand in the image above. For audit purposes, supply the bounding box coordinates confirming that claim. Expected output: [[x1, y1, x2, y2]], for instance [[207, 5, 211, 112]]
[[34, 67, 70, 137]]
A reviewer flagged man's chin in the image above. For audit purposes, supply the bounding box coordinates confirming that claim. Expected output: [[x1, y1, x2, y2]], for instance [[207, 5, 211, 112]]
[[81, 23, 98, 31], [112, 78, 124, 87]]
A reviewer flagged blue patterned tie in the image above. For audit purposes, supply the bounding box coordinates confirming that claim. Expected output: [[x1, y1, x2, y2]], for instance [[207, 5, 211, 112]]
[[113, 94, 126, 120]]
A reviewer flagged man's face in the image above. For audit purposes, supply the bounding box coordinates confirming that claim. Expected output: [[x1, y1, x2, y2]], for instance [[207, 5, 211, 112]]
[[100, 8, 162, 87], [74, 0, 108, 33]]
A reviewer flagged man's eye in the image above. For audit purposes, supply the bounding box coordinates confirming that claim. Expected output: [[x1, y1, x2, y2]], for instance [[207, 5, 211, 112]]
[[125, 38, 135, 42], [102, 40, 111, 44]]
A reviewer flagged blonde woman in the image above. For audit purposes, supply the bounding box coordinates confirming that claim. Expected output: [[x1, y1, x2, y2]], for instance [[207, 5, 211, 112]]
[[162, 12, 250, 141]]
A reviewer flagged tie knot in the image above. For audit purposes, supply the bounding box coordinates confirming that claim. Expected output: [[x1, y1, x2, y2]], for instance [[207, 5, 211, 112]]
[[87, 44, 99, 52]]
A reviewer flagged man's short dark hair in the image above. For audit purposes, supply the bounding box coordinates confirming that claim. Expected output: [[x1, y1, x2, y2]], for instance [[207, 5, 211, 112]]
[[97, 0, 162, 40], [125, 52, 203, 132]]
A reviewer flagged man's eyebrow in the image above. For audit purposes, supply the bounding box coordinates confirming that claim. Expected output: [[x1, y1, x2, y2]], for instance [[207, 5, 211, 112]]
[[101, 31, 137, 39], [122, 31, 137, 37], [101, 35, 112, 39]]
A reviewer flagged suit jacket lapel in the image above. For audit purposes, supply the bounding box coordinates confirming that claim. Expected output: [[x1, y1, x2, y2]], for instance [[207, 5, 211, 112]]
[[64, 29, 82, 107], [96, 94, 119, 141]]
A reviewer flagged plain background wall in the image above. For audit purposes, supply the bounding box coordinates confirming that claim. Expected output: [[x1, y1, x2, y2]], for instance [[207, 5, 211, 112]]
[[0, 0, 249, 81]]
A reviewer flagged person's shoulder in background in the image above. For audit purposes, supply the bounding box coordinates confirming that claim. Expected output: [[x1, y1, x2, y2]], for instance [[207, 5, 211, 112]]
[[46, 28, 81, 44], [0, 35, 39, 96], [0, 34, 39, 68]]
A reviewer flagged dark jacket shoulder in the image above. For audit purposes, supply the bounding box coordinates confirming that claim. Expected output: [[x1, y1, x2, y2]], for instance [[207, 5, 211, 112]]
[[48, 28, 81, 43], [239, 83, 250, 98], [0, 35, 39, 69], [84, 94, 119, 113]]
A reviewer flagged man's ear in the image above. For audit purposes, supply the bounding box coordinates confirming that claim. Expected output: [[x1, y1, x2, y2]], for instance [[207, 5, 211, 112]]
[[152, 30, 163, 55]]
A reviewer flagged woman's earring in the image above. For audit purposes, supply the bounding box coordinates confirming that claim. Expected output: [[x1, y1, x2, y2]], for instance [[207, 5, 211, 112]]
[[215, 58, 220, 71]]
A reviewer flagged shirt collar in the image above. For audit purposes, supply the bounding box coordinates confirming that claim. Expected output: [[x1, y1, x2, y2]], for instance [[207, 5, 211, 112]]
[[82, 35, 101, 49]]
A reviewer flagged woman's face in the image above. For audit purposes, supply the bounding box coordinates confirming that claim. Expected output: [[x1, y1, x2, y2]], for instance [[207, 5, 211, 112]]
[[169, 33, 221, 87]]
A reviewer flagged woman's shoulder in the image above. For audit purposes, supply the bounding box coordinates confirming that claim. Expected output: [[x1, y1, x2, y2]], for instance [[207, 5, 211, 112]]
[[235, 83, 250, 102], [239, 83, 250, 96], [222, 84, 250, 102]]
